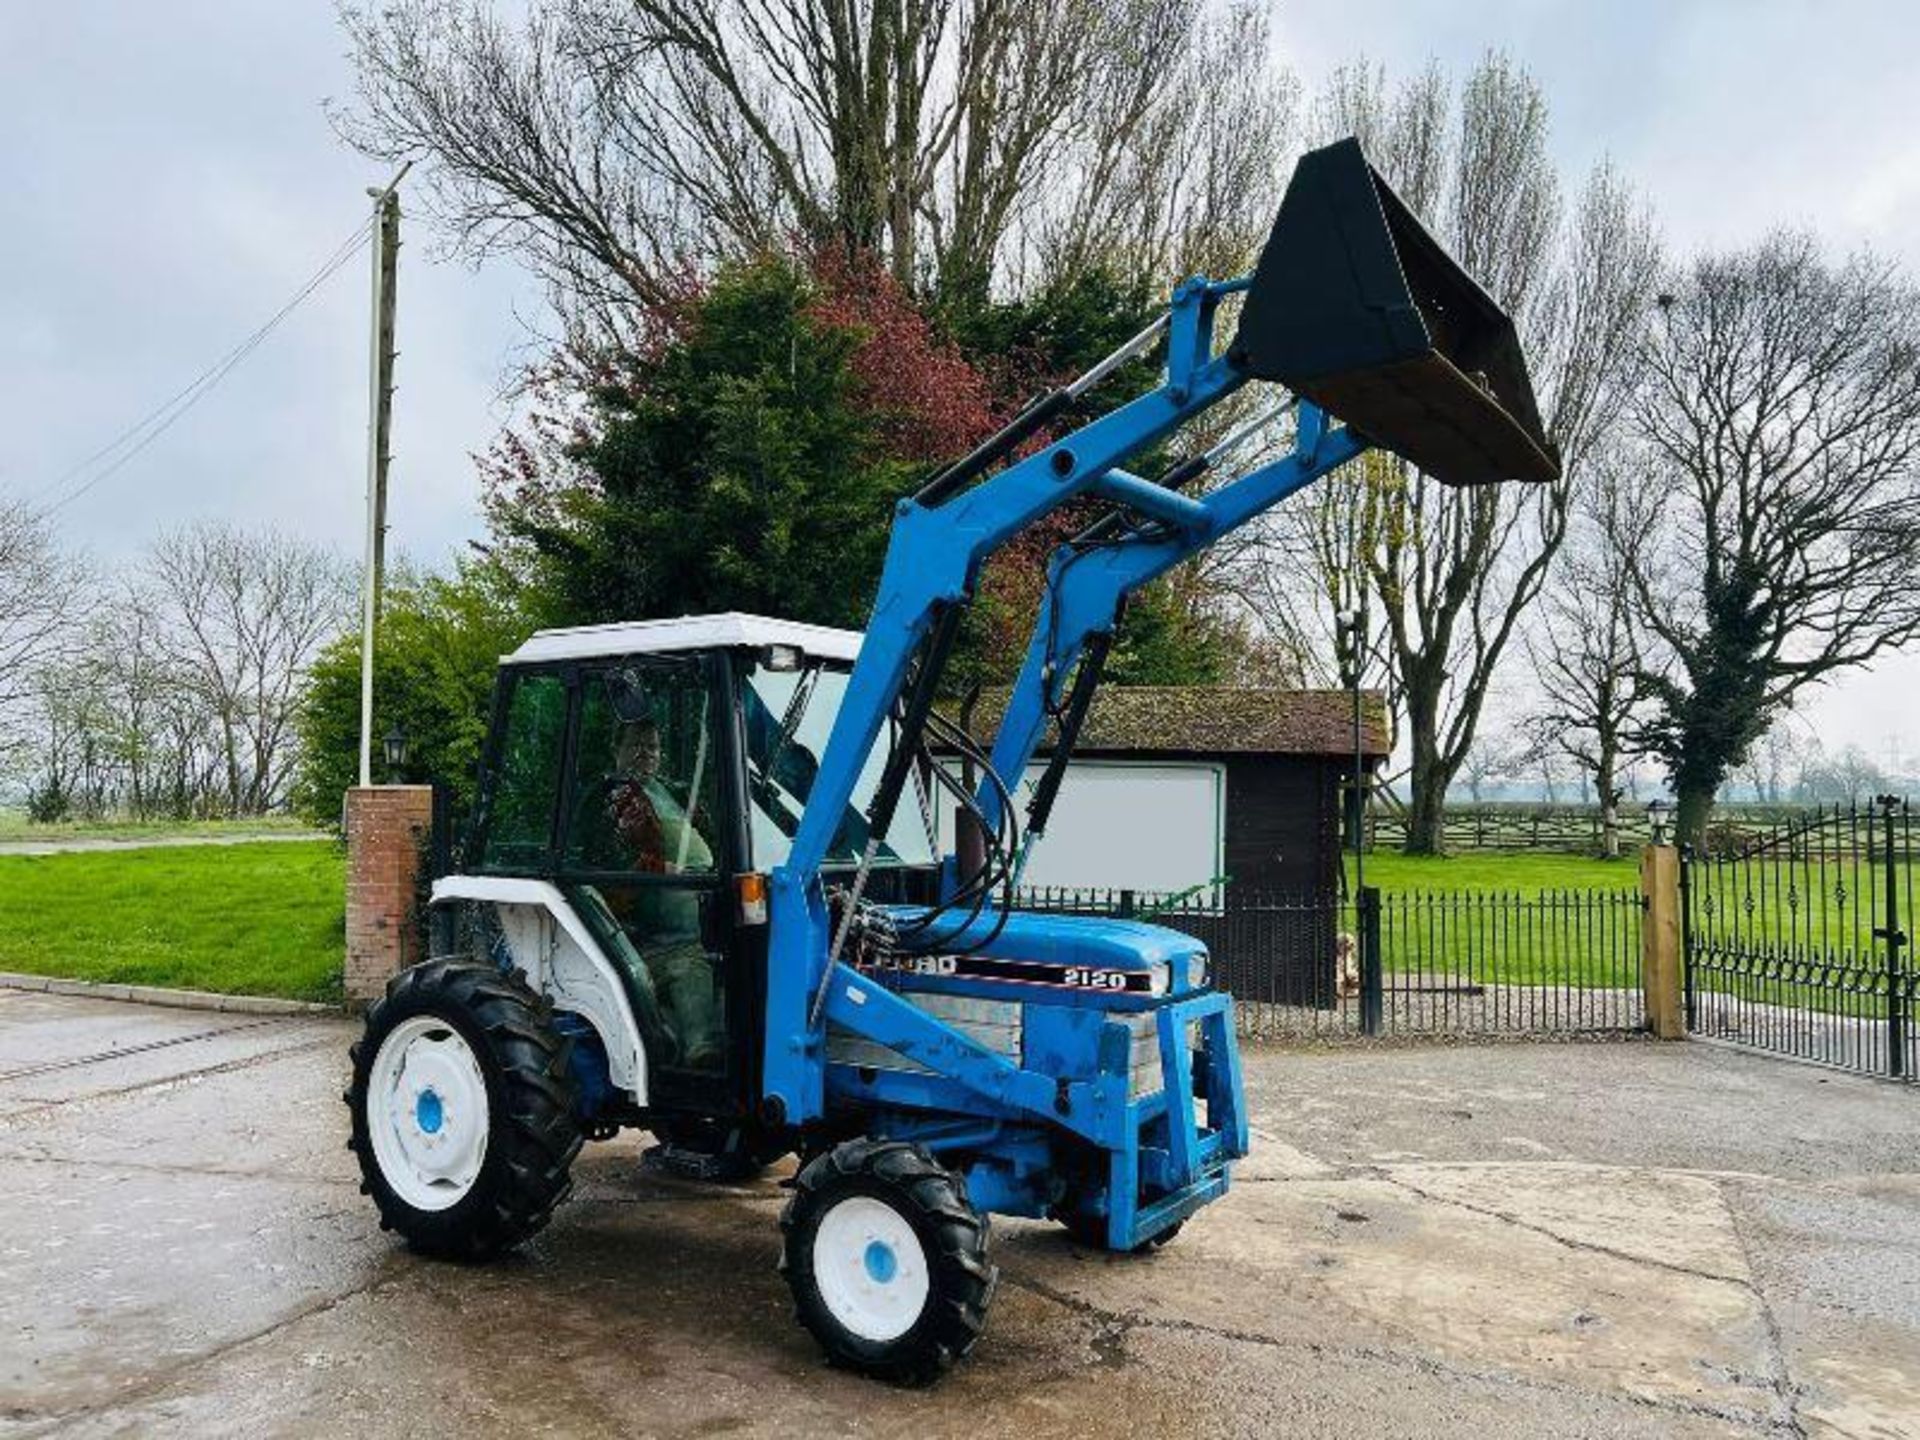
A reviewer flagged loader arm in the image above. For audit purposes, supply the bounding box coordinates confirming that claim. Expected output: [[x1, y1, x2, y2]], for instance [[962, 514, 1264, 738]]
[[764, 276, 1254, 1123], [977, 402, 1367, 851], [763, 134, 1561, 1128]]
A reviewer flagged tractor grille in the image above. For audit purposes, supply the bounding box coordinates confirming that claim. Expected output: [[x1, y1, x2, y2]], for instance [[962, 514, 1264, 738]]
[[828, 996, 1171, 1100], [1121, 1013, 1164, 1099], [828, 994, 1020, 1074]]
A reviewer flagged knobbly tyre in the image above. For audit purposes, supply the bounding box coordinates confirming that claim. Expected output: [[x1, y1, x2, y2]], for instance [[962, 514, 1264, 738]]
[[345, 136, 1559, 1382]]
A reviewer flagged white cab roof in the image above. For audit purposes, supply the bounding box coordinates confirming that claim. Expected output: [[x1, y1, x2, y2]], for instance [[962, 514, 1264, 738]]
[[504, 611, 863, 666]]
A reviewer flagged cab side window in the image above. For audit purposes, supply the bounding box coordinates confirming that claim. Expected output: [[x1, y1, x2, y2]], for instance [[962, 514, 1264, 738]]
[[563, 660, 727, 1075], [475, 671, 568, 871], [565, 661, 720, 874]]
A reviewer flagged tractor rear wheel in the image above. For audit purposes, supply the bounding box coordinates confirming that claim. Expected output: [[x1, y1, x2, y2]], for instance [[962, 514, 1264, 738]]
[[347, 960, 582, 1260], [779, 1139, 995, 1383]]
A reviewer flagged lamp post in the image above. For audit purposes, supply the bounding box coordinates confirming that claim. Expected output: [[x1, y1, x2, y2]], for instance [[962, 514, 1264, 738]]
[[1647, 798, 1672, 847], [1335, 610, 1364, 896], [384, 723, 410, 786]]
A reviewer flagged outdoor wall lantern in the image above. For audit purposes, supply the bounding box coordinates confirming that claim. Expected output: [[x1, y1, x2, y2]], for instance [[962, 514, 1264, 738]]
[[384, 722, 410, 785]]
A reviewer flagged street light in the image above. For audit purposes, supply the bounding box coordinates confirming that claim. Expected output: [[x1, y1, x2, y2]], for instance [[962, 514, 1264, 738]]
[[1646, 798, 1672, 847], [384, 722, 410, 785], [1334, 611, 1365, 896]]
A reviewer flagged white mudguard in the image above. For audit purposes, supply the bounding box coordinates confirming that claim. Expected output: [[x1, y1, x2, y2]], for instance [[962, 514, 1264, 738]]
[[430, 875, 649, 1106]]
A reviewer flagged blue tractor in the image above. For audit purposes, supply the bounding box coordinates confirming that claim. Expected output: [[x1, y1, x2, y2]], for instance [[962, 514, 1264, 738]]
[[346, 138, 1558, 1381]]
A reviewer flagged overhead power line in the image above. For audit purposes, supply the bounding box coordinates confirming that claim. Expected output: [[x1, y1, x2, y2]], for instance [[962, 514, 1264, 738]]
[[23, 217, 376, 519]]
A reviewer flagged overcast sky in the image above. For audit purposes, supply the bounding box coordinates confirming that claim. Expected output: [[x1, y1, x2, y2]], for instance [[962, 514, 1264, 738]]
[[3, 2, 1917, 763]]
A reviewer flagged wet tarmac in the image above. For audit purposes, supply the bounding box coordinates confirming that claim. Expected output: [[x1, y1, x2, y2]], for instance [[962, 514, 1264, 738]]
[[2, 989, 1915, 1438]]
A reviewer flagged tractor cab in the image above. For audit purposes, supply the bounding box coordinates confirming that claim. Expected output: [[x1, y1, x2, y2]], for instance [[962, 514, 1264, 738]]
[[443, 609, 1200, 1131], [446, 612, 939, 1125]]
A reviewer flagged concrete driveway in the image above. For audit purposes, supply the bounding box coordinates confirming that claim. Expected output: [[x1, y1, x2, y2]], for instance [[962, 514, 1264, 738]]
[[2, 989, 1915, 1439]]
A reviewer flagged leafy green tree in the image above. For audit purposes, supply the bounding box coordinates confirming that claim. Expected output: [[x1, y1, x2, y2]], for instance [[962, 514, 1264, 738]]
[[1104, 587, 1239, 687], [292, 559, 541, 822], [939, 267, 1161, 403], [486, 254, 988, 633], [485, 253, 1248, 691]]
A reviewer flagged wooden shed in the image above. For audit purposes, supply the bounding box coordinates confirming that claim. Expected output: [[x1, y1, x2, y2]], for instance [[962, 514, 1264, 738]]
[[959, 686, 1391, 897]]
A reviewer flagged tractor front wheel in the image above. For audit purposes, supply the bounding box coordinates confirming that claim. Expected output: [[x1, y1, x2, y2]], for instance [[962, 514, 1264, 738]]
[[779, 1139, 995, 1383], [347, 960, 582, 1260]]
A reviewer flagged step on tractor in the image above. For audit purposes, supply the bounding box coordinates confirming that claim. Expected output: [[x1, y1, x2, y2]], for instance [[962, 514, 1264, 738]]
[[346, 137, 1558, 1382]]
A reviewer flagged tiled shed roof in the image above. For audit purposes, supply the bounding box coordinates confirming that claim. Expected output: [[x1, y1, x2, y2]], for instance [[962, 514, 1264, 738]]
[[959, 686, 1391, 758]]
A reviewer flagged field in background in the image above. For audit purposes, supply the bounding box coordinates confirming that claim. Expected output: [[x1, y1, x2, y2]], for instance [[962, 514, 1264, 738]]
[[1346, 856, 1644, 994], [1348, 850, 1641, 895], [0, 835, 1645, 1007], [0, 810, 318, 844], [0, 840, 345, 1002]]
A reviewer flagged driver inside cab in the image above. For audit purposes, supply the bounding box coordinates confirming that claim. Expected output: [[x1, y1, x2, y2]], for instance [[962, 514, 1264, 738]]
[[597, 717, 722, 1070]]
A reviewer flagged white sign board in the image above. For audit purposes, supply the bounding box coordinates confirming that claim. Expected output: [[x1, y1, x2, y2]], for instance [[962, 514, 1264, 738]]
[[933, 760, 1225, 894]]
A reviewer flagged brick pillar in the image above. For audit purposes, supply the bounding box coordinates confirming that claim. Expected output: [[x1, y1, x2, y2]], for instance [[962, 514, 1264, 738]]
[[345, 785, 435, 1006]]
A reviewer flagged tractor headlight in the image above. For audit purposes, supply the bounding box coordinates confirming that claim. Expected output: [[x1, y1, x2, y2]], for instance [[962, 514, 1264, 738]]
[[1151, 953, 1209, 995]]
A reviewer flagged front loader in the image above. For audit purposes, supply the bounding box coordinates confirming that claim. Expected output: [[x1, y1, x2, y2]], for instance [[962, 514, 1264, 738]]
[[345, 137, 1559, 1381]]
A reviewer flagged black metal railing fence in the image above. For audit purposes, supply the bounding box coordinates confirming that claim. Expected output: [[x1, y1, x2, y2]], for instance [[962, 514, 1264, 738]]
[[1683, 798, 1917, 1082], [1016, 882, 1646, 1040]]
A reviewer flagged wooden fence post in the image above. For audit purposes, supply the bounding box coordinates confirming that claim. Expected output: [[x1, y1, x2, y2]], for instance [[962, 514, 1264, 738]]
[[1639, 844, 1685, 1039]]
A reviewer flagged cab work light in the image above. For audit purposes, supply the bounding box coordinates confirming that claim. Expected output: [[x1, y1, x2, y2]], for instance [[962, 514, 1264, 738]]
[[1232, 137, 1561, 487]]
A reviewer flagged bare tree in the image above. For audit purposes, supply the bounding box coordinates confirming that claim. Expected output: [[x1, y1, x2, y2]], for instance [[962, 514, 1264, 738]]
[[77, 585, 217, 819], [1282, 53, 1659, 853], [1735, 719, 1809, 805], [0, 500, 89, 764], [335, 0, 1286, 333], [16, 661, 106, 821], [1459, 726, 1523, 804], [1623, 232, 1920, 844], [1031, 1, 1297, 292], [1795, 741, 1888, 808], [99, 587, 183, 818], [1522, 463, 1649, 856], [145, 525, 354, 816]]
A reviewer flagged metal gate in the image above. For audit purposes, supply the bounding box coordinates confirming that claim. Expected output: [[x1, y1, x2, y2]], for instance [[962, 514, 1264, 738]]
[[1683, 797, 1916, 1081]]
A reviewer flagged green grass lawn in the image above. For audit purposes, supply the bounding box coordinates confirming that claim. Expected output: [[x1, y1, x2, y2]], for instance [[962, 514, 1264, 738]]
[[1345, 850, 1644, 895], [0, 833, 1887, 1014], [0, 840, 345, 1002], [1367, 887, 1646, 988], [1328, 850, 1645, 989], [1341, 849, 1915, 1012], [0, 810, 318, 843]]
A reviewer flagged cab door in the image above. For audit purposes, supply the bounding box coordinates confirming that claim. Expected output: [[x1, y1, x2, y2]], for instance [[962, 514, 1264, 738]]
[[556, 655, 744, 1113]]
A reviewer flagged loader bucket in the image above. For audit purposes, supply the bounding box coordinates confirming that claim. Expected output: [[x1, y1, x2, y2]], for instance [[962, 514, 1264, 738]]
[[1232, 137, 1560, 486]]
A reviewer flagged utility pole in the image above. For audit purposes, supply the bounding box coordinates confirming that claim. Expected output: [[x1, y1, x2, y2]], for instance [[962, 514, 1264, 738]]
[[357, 163, 409, 787]]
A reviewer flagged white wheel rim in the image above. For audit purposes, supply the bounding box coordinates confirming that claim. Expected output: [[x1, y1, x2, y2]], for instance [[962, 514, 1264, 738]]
[[812, 1195, 931, 1344], [367, 1015, 490, 1212]]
